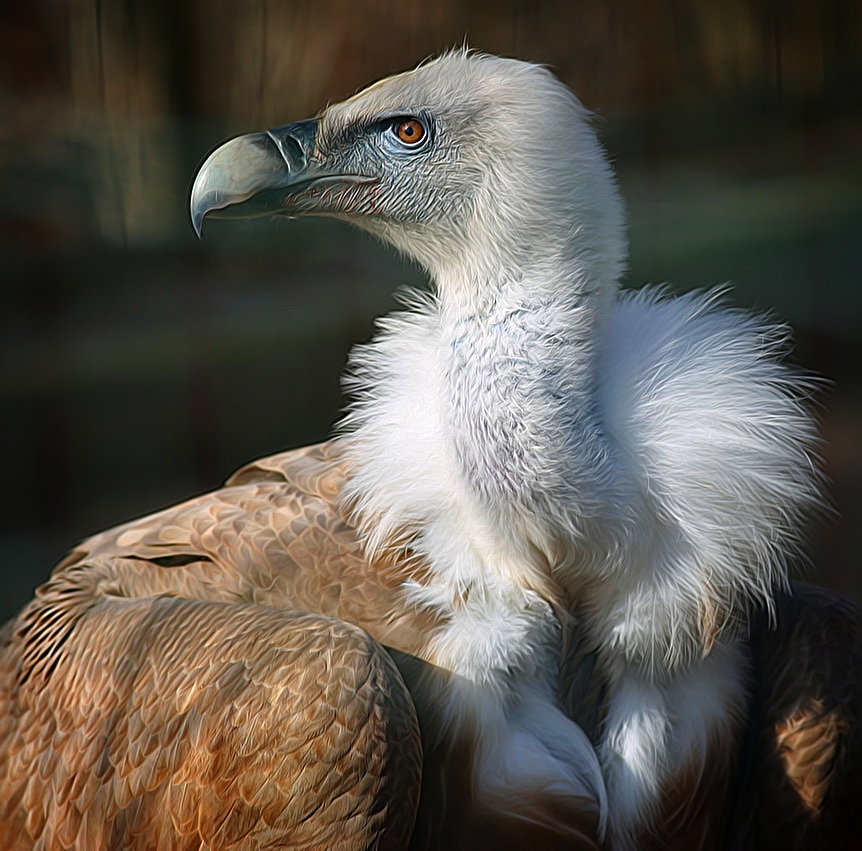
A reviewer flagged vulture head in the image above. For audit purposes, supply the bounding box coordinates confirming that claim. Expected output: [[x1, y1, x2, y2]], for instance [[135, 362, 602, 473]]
[[191, 51, 626, 310]]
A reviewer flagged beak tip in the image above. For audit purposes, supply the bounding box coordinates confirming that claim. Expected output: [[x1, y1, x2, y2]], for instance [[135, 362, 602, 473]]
[[189, 178, 217, 238], [189, 178, 205, 238], [191, 210, 204, 239]]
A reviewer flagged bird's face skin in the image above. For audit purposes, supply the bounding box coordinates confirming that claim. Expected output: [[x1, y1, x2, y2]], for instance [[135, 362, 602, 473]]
[[191, 51, 626, 300]]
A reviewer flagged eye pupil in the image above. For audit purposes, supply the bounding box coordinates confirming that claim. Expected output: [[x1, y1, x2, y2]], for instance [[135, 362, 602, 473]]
[[396, 119, 425, 146]]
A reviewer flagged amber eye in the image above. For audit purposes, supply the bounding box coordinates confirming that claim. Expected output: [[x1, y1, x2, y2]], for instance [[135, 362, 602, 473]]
[[394, 119, 426, 146]]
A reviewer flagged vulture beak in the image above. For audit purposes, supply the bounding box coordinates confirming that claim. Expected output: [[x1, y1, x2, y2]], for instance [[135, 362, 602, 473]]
[[189, 119, 374, 237]]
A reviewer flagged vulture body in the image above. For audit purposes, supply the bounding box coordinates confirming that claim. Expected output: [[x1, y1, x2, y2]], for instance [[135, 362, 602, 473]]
[[1, 444, 604, 850], [2, 51, 861, 850]]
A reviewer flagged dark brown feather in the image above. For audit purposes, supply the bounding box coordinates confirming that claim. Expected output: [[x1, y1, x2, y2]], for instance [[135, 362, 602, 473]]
[[733, 582, 862, 849], [640, 582, 862, 851]]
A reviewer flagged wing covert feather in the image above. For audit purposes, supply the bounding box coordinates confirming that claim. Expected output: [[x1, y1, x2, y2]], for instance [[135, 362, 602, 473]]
[[735, 582, 862, 849], [0, 440, 429, 849], [55, 441, 436, 657], [0, 596, 421, 849]]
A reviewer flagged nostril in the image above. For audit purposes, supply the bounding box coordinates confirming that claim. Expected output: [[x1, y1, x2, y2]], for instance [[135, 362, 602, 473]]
[[283, 134, 305, 163], [265, 119, 318, 172], [266, 131, 306, 173]]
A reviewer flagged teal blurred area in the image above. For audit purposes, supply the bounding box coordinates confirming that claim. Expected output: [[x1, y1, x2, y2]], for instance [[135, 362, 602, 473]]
[[1, 0, 861, 620]]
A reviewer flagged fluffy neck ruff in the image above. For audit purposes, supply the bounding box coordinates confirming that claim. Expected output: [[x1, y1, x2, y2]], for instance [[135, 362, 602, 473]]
[[338, 75, 822, 844], [341, 263, 822, 845], [344, 210, 823, 673], [340, 241, 616, 836]]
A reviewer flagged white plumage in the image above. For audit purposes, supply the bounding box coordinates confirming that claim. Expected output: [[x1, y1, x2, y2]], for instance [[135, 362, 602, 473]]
[[328, 51, 822, 847]]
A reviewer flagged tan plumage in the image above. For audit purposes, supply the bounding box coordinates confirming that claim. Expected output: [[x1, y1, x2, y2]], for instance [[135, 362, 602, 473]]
[[48, 441, 437, 659], [0, 440, 603, 849], [2, 438, 859, 849], [729, 583, 862, 849], [0, 443, 425, 850], [0, 446, 415, 848]]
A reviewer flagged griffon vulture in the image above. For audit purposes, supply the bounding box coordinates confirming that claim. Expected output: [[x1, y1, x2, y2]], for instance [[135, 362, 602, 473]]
[[1, 51, 860, 850]]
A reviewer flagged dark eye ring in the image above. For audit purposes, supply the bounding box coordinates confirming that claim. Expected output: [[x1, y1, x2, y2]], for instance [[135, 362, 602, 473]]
[[393, 118, 427, 147]]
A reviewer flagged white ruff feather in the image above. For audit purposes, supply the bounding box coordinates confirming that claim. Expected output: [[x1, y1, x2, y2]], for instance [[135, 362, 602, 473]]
[[334, 51, 823, 846]]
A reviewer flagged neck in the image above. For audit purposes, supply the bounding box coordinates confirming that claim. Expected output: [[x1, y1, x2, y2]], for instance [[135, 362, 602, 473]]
[[342, 233, 622, 625], [433, 247, 616, 546], [341, 210, 820, 846], [340, 237, 612, 831]]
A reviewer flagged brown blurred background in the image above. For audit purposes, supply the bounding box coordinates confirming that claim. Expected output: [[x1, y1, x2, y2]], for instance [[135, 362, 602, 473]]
[[1, 0, 861, 621]]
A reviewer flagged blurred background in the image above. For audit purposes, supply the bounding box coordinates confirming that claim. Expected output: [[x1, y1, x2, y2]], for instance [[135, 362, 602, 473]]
[[1, 0, 860, 621]]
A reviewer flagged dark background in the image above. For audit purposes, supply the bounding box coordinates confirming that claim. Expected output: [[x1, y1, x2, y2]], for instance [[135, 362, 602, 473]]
[[2, 0, 860, 622]]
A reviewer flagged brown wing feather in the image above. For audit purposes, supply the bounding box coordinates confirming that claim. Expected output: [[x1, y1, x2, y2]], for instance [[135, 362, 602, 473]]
[[0, 593, 421, 849], [0, 438, 606, 850], [641, 748, 736, 851], [736, 581, 862, 849], [0, 440, 430, 849], [645, 582, 862, 851], [55, 440, 437, 657]]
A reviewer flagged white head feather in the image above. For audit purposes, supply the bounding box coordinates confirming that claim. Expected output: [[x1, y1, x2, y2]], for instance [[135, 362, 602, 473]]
[[322, 50, 627, 313]]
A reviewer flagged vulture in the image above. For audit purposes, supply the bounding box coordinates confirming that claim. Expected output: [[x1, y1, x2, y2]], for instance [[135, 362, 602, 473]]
[[1, 50, 860, 850]]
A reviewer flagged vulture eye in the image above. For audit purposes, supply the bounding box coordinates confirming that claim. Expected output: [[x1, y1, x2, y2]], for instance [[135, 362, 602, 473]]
[[393, 118, 427, 147]]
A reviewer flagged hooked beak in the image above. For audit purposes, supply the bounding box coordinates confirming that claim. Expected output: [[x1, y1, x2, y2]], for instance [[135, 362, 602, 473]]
[[189, 119, 375, 237]]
